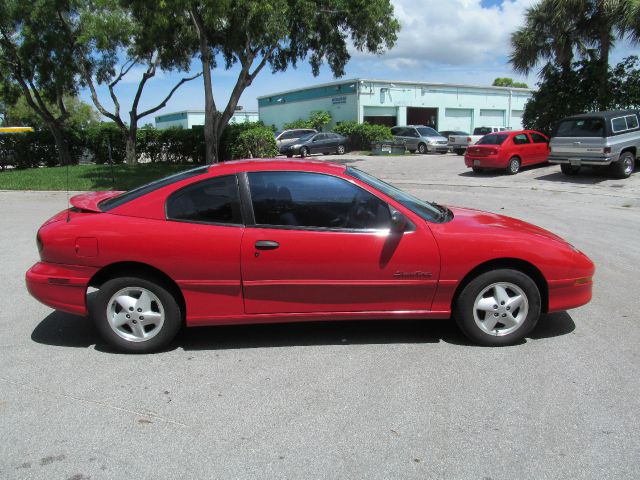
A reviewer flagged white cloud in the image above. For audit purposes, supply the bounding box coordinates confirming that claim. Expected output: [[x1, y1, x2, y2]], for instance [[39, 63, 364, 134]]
[[351, 0, 536, 68]]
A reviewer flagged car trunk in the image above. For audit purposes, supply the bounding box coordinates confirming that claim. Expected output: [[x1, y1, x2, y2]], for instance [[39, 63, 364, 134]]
[[550, 137, 606, 159], [466, 145, 499, 156]]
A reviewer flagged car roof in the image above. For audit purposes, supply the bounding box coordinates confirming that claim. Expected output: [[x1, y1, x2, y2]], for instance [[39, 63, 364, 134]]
[[206, 158, 347, 175], [561, 110, 640, 121]]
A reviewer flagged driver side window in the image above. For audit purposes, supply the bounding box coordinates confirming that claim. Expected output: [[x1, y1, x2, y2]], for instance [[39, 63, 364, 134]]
[[247, 171, 391, 230]]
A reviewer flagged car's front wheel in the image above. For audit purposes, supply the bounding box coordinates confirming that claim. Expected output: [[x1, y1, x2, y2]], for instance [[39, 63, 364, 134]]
[[417, 143, 427, 154], [92, 276, 182, 353], [454, 269, 541, 346], [300, 147, 309, 158]]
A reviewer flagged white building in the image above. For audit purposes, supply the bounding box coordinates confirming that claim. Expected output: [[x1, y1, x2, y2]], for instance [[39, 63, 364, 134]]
[[155, 109, 259, 129], [258, 79, 533, 132]]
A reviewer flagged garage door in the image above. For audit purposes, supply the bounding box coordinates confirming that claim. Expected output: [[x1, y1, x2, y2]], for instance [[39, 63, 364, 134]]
[[479, 109, 505, 127], [510, 110, 524, 130], [363, 106, 397, 127], [444, 108, 472, 132]]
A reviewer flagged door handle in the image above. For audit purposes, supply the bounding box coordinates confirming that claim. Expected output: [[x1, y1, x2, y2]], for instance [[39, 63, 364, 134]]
[[255, 240, 280, 250]]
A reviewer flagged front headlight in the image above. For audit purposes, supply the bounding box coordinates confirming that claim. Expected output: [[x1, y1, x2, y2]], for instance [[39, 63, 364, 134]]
[[427, 139, 436, 144]]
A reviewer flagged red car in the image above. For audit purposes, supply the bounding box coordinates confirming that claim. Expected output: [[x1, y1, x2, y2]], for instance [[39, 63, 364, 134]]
[[26, 160, 594, 352], [465, 130, 550, 174]]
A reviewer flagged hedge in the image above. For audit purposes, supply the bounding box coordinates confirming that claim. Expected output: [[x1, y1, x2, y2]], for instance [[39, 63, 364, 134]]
[[332, 121, 393, 150], [0, 121, 273, 169]]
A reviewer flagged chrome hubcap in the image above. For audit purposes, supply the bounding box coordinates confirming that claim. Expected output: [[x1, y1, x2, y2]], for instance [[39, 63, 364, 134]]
[[107, 287, 165, 342], [473, 282, 528, 336], [624, 158, 633, 174], [510, 159, 519, 172]]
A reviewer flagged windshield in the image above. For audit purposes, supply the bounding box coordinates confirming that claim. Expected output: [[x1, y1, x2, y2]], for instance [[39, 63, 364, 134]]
[[416, 127, 439, 137], [100, 166, 209, 211], [554, 118, 605, 137], [477, 134, 508, 145], [346, 167, 451, 223]]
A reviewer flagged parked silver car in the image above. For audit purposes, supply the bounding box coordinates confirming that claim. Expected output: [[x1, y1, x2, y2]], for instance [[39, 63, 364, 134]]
[[549, 110, 639, 178], [276, 128, 317, 153], [391, 126, 449, 154]]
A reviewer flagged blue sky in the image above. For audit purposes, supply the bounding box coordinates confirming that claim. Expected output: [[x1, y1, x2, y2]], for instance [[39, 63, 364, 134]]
[[78, 0, 637, 124]]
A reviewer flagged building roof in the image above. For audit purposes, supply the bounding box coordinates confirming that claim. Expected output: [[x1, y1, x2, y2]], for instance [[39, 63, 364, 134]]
[[257, 78, 532, 100]]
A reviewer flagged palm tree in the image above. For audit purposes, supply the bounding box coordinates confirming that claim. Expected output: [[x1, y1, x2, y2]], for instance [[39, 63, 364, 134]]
[[509, 0, 585, 75]]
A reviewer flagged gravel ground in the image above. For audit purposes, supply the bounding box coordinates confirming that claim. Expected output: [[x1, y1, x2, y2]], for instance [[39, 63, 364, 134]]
[[1, 153, 639, 480]]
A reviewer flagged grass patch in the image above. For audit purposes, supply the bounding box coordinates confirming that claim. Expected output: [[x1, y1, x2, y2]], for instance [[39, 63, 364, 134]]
[[0, 163, 198, 191]]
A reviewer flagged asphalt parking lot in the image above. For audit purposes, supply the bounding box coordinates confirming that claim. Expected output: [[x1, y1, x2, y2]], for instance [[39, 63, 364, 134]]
[[1, 153, 639, 479]]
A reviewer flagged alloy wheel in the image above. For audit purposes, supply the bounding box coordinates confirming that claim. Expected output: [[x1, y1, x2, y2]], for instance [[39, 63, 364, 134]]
[[106, 287, 165, 342], [472, 282, 529, 336]]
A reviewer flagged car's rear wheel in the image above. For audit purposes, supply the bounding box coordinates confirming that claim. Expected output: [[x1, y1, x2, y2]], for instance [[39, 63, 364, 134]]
[[560, 164, 581, 175], [454, 269, 541, 346], [613, 151, 635, 179], [336, 144, 346, 155], [507, 156, 521, 175], [455, 148, 465, 156], [409, 149, 416, 153], [92, 276, 182, 353], [300, 147, 309, 158], [417, 143, 427, 154]]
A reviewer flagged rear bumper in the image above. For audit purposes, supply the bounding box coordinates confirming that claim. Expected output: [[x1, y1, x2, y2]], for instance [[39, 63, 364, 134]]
[[548, 155, 613, 166], [464, 154, 505, 168], [26, 262, 98, 316]]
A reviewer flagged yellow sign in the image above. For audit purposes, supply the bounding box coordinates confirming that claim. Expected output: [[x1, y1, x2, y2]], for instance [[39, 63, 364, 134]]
[[0, 126, 34, 133]]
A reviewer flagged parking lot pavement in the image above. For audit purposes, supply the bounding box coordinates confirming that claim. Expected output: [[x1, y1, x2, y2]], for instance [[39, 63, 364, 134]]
[[1, 154, 639, 479]]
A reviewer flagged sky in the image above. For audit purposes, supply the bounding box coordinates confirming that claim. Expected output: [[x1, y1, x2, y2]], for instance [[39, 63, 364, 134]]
[[78, 0, 638, 124]]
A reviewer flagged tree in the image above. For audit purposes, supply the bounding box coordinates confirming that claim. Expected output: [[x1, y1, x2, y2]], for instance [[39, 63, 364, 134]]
[[179, 0, 400, 163], [5, 95, 99, 130], [0, 0, 83, 166], [57, 0, 201, 165], [492, 78, 528, 88]]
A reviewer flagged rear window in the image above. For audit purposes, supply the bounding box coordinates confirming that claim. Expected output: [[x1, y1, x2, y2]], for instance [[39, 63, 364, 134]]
[[555, 118, 605, 138], [477, 134, 508, 145], [473, 127, 494, 135], [100, 166, 208, 212]]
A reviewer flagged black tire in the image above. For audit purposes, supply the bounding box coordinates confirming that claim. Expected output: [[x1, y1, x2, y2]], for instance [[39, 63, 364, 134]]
[[560, 163, 581, 175], [612, 151, 635, 179], [455, 148, 466, 156], [299, 147, 308, 158], [507, 156, 521, 175], [286, 154, 293, 158], [409, 149, 416, 154], [417, 143, 427, 154], [472, 166, 484, 173], [91, 276, 182, 353], [454, 269, 541, 346], [336, 144, 346, 155]]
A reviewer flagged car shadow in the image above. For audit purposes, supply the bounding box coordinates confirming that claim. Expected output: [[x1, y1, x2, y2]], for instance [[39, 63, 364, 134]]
[[31, 310, 576, 352], [458, 163, 552, 178], [534, 167, 618, 185]]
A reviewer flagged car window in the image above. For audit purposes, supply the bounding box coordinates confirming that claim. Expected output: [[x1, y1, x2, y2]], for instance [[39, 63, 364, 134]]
[[416, 127, 439, 136], [611, 117, 628, 133], [100, 166, 209, 212], [279, 131, 298, 140], [248, 171, 391, 230], [391, 127, 401, 135], [166, 175, 242, 225], [477, 134, 508, 145], [312, 134, 326, 142], [407, 129, 420, 138], [555, 118, 604, 137], [473, 127, 493, 135], [530, 132, 548, 143], [625, 115, 639, 129], [513, 134, 530, 145]]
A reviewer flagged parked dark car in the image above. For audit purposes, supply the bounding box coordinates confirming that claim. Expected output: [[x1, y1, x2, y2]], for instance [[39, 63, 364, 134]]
[[284, 132, 348, 157], [275, 128, 317, 153]]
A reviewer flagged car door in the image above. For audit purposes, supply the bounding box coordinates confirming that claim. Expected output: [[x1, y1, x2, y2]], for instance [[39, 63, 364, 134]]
[[309, 134, 326, 154], [240, 171, 441, 314], [324, 133, 339, 153], [512, 133, 535, 165], [529, 132, 550, 163]]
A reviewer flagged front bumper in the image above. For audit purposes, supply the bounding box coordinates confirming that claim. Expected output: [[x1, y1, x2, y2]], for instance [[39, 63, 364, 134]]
[[547, 251, 595, 312], [428, 144, 449, 153], [26, 262, 98, 316]]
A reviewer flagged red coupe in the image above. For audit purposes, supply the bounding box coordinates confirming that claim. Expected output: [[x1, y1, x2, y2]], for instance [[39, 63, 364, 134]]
[[26, 160, 594, 352], [465, 130, 550, 174]]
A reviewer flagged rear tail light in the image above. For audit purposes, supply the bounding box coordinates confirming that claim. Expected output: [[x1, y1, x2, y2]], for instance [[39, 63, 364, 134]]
[[467, 137, 472, 143], [490, 149, 498, 155], [603, 146, 612, 154]]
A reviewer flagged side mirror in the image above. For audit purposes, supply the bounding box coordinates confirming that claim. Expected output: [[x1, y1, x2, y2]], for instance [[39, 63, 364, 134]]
[[390, 210, 408, 232]]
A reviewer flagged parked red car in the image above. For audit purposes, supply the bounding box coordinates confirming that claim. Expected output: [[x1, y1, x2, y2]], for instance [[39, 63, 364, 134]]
[[464, 130, 550, 174], [26, 160, 593, 352]]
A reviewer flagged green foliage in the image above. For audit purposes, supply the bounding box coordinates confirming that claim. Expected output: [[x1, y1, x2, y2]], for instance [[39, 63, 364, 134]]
[[333, 121, 393, 150], [84, 122, 127, 164], [0, 130, 85, 169], [5, 96, 100, 131], [282, 119, 314, 130], [522, 56, 640, 135], [230, 125, 278, 159], [492, 78, 528, 88]]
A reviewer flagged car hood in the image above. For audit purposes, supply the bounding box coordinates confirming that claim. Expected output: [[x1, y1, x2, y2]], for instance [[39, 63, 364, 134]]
[[70, 190, 124, 212], [444, 206, 569, 245], [426, 135, 448, 142]]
